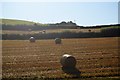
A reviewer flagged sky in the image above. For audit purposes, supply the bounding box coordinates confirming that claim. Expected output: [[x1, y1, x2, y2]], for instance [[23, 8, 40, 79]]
[[0, 1, 119, 26], [0, 0, 119, 2]]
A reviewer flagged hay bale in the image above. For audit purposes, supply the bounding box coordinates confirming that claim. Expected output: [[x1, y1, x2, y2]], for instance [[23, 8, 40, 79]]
[[60, 54, 76, 68], [88, 29, 91, 32], [29, 37, 35, 42], [42, 30, 46, 34], [55, 38, 61, 44]]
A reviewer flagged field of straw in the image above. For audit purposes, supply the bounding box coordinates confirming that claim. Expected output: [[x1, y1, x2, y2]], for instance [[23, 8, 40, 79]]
[[2, 37, 120, 79], [2, 28, 100, 34]]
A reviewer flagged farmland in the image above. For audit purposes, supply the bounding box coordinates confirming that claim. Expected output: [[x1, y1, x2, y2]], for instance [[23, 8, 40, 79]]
[[1, 19, 120, 40], [2, 37, 120, 79], [2, 29, 101, 35], [0, 19, 47, 26]]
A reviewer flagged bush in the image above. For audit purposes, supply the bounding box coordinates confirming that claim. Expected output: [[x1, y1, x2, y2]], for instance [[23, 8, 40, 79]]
[[101, 27, 120, 37]]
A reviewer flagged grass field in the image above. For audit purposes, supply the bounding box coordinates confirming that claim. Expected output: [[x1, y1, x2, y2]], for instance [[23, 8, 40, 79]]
[[2, 37, 120, 79], [0, 19, 46, 26]]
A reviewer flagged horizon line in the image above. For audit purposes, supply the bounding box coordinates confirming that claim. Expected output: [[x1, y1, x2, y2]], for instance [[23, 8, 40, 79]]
[[0, 18, 118, 27]]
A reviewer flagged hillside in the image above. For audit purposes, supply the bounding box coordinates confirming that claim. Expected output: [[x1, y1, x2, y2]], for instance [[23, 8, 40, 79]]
[[1, 19, 77, 30], [0, 19, 48, 26], [1, 18, 119, 31]]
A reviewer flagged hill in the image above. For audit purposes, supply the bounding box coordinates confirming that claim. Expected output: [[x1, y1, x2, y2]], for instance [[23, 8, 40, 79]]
[[0, 19, 48, 26], [1, 18, 119, 31], [1, 19, 120, 40], [1, 19, 77, 30]]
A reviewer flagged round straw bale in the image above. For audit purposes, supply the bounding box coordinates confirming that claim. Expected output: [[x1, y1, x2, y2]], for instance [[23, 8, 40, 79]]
[[55, 38, 61, 44], [29, 37, 35, 42], [60, 54, 76, 68]]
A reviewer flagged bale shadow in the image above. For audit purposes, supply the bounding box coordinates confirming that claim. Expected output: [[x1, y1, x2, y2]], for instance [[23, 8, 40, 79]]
[[62, 67, 81, 78]]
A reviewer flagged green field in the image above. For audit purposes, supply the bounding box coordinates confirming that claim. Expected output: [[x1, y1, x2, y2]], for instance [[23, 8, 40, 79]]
[[0, 19, 47, 26]]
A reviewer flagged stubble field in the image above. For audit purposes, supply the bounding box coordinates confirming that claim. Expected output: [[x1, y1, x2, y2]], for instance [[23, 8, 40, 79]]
[[1, 28, 100, 34], [2, 37, 120, 79]]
